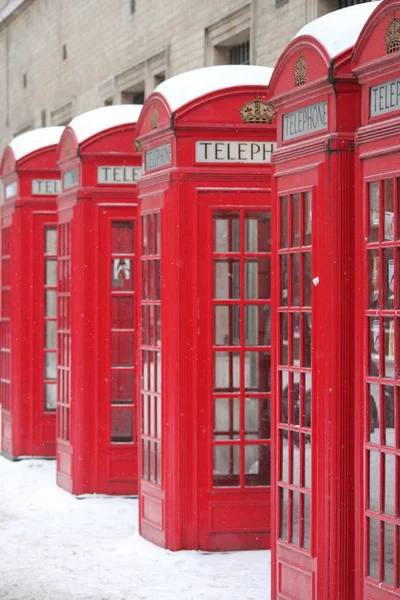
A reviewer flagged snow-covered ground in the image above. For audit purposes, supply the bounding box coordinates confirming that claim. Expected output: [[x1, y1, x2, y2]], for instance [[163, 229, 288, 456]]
[[0, 457, 270, 600]]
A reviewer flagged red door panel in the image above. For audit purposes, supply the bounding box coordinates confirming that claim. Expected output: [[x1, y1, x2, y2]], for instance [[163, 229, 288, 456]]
[[274, 184, 315, 600], [97, 207, 138, 495], [198, 191, 272, 551]]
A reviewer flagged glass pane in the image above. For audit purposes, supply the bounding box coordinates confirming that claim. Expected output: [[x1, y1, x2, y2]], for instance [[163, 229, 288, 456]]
[[155, 259, 161, 300], [148, 214, 154, 255], [245, 305, 270, 346], [291, 491, 300, 544], [304, 374, 312, 429], [214, 352, 240, 391], [303, 191, 312, 246], [384, 453, 395, 516], [156, 396, 161, 438], [369, 250, 380, 309], [245, 351, 270, 392], [245, 212, 270, 253], [45, 353, 56, 379], [112, 222, 133, 253], [280, 487, 288, 541], [156, 306, 161, 345], [281, 372, 289, 423], [45, 228, 57, 255], [111, 408, 133, 443], [303, 313, 312, 368], [111, 297, 133, 329], [384, 521, 395, 585], [142, 395, 149, 435], [280, 254, 288, 306], [369, 181, 379, 243], [281, 430, 288, 482], [245, 259, 270, 299], [291, 254, 300, 306], [45, 321, 56, 349], [383, 385, 395, 447], [369, 450, 380, 512], [213, 445, 240, 487], [369, 318, 380, 377], [280, 313, 289, 366], [156, 351, 161, 392], [384, 179, 395, 241], [213, 213, 240, 253], [244, 445, 270, 486], [303, 252, 312, 306], [293, 372, 300, 426], [142, 215, 148, 255], [156, 442, 161, 485], [214, 397, 240, 440], [303, 494, 311, 550], [368, 518, 379, 580], [149, 441, 155, 482], [155, 213, 160, 255], [111, 333, 133, 366], [368, 384, 380, 443], [293, 313, 300, 365], [245, 397, 270, 439], [44, 384, 56, 411], [291, 194, 300, 247], [215, 305, 240, 346], [149, 396, 155, 436], [214, 260, 240, 299], [111, 371, 133, 404], [383, 318, 395, 378], [112, 259, 133, 290], [46, 260, 57, 285], [383, 249, 395, 309], [280, 196, 288, 249], [45, 290, 57, 318]]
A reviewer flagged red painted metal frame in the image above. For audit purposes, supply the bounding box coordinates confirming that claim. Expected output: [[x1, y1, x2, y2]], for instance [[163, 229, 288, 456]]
[[56, 121, 141, 495], [0, 143, 59, 458], [135, 84, 276, 551], [269, 37, 360, 599], [353, 1, 400, 597]]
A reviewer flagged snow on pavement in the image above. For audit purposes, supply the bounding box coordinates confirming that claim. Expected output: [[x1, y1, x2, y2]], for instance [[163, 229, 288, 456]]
[[0, 457, 270, 600]]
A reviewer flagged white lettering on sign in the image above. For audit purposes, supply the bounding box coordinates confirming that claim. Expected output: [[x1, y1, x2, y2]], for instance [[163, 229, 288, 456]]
[[32, 179, 61, 195], [370, 77, 400, 117], [97, 166, 143, 184], [145, 143, 172, 171], [63, 168, 79, 190], [283, 101, 328, 141], [5, 181, 17, 199], [195, 141, 277, 163]]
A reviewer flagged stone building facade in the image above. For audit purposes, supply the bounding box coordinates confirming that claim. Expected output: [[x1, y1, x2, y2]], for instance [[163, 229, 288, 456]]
[[0, 0, 351, 158]]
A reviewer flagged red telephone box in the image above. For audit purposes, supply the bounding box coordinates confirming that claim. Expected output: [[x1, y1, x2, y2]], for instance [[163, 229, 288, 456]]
[[353, 1, 400, 596], [268, 4, 378, 598], [0, 127, 63, 459], [135, 65, 276, 551], [56, 105, 142, 495]]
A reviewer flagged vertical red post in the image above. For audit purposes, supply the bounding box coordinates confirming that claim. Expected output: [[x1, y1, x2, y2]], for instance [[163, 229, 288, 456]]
[[0, 128, 63, 458]]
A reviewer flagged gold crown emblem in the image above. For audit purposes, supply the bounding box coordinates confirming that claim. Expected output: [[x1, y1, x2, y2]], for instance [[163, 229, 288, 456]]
[[239, 96, 275, 124], [150, 107, 158, 129], [294, 54, 307, 86], [386, 16, 400, 54], [133, 139, 141, 152]]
